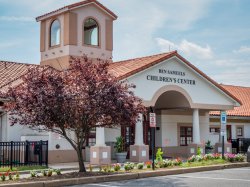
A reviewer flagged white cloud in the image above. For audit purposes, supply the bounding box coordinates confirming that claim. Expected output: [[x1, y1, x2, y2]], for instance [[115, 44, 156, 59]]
[[155, 38, 213, 60], [0, 0, 213, 61], [100, 0, 213, 60], [212, 67, 250, 87], [233, 46, 250, 54], [0, 16, 33, 22]]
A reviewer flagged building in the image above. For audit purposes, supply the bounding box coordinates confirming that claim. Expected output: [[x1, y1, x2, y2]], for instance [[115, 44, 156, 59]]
[[0, 0, 250, 164]]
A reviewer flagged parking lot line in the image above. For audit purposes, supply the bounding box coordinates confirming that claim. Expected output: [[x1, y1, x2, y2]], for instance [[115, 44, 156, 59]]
[[171, 175, 250, 182], [88, 184, 119, 187]]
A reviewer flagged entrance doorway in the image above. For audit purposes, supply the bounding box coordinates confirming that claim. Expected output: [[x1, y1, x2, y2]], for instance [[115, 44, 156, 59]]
[[227, 125, 232, 142], [121, 126, 135, 155]]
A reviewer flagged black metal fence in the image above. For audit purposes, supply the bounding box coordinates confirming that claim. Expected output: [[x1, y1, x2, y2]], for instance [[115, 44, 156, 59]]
[[0, 140, 48, 169], [231, 138, 250, 154]]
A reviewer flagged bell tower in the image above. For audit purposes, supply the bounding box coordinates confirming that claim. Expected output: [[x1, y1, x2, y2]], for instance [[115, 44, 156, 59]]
[[36, 0, 117, 70]]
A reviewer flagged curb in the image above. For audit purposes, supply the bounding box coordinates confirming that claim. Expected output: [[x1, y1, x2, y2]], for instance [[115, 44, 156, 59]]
[[0, 162, 249, 187]]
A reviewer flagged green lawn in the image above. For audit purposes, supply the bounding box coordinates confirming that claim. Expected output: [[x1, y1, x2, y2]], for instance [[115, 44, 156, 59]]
[[181, 159, 227, 168], [0, 165, 48, 172]]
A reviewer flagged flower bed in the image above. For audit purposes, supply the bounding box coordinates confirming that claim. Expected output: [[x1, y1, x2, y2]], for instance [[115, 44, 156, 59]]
[[187, 153, 245, 163], [0, 153, 246, 184]]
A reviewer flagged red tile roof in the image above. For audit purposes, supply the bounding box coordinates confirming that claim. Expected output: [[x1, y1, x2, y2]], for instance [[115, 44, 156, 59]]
[[210, 85, 250, 117], [0, 52, 244, 116], [0, 61, 38, 91], [36, 0, 118, 21], [109, 51, 177, 79]]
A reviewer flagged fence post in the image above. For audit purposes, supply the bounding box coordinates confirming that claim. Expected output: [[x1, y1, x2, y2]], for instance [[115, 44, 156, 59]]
[[39, 140, 43, 165], [46, 140, 48, 167], [236, 138, 239, 153], [25, 141, 29, 165], [10, 141, 13, 170]]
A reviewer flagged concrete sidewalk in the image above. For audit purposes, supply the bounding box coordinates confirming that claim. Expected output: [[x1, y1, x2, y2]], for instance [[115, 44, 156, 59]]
[[49, 160, 119, 171]]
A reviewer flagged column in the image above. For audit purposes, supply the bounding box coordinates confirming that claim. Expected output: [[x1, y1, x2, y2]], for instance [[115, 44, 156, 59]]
[[90, 126, 111, 165], [188, 108, 204, 156], [95, 127, 106, 146], [192, 109, 200, 144], [135, 114, 144, 145], [130, 113, 149, 162]]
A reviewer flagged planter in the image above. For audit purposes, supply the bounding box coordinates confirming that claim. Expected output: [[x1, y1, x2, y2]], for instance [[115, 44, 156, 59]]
[[205, 148, 213, 154], [115, 152, 127, 163]]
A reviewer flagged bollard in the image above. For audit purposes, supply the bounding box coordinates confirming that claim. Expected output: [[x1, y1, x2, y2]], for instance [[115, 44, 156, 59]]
[[247, 146, 250, 162]]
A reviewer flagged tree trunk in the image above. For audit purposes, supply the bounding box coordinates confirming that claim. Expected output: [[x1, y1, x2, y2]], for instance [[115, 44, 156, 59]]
[[76, 148, 86, 172]]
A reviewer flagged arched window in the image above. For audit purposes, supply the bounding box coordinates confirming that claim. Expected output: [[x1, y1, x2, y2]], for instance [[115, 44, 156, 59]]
[[84, 18, 99, 46], [50, 19, 60, 47]]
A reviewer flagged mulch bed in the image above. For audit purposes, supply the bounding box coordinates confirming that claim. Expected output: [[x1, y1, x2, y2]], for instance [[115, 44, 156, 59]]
[[0, 171, 119, 184]]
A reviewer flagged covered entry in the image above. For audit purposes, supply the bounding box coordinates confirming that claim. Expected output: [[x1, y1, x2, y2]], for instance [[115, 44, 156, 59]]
[[121, 52, 241, 160]]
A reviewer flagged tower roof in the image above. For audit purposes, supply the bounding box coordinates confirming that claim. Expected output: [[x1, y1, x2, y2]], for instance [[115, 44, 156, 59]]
[[36, 0, 118, 22]]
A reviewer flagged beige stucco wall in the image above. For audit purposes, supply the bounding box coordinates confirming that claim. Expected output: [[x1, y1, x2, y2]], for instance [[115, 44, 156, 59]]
[[158, 111, 210, 147], [41, 4, 113, 67]]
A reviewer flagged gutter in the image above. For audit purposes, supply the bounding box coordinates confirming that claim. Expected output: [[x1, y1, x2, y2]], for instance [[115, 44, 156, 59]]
[[209, 115, 250, 120]]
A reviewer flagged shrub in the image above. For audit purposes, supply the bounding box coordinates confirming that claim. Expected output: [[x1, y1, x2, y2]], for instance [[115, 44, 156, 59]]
[[47, 169, 53, 177], [103, 166, 108, 172], [137, 163, 144, 170], [187, 155, 196, 163], [225, 154, 236, 162], [205, 140, 213, 149], [102, 165, 112, 172], [145, 161, 151, 168], [160, 159, 173, 168], [89, 164, 93, 172], [213, 153, 221, 159], [173, 158, 182, 166], [30, 171, 38, 178], [156, 148, 163, 162], [235, 154, 244, 162], [197, 147, 201, 156], [54, 169, 62, 175], [15, 172, 20, 180], [203, 154, 214, 160], [0, 173, 6, 181], [225, 153, 245, 162], [8, 172, 13, 180], [114, 136, 125, 153], [188, 155, 203, 162], [113, 163, 121, 172], [42, 170, 48, 176], [99, 166, 102, 172], [124, 162, 134, 171]]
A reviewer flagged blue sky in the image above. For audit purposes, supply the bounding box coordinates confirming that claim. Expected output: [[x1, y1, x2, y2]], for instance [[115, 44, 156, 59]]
[[0, 0, 250, 86]]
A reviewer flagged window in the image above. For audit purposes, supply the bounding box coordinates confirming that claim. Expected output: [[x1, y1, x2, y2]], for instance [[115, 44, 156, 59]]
[[50, 19, 60, 47], [84, 18, 99, 46], [236, 127, 243, 136], [180, 127, 192, 146], [86, 128, 96, 146], [210, 127, 220, 133]]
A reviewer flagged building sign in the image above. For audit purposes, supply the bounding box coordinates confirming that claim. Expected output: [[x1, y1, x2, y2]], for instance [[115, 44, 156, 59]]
[[146, 69, 196, 85], [149, 113, 156, 128]]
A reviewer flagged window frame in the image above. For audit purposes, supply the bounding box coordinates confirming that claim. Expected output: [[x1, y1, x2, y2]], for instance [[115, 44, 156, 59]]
[[180, 126, 193, 146], [83, 17, 100, 48], [209, 127, 220, 133], [236, 126, 243, 137], [86, 128, 96, 147], [49, 19, 61, 48]]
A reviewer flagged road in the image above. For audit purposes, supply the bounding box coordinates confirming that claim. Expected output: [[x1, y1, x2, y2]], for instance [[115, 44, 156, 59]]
[[68, 167, 250, 187]]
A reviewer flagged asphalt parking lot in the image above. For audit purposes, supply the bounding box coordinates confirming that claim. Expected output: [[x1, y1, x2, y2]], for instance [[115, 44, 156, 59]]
[[69, 167, 250, 187]]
